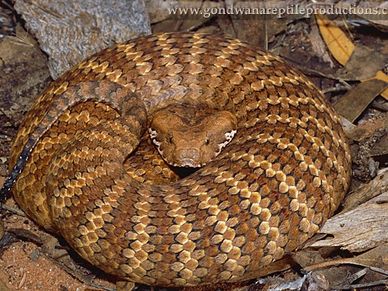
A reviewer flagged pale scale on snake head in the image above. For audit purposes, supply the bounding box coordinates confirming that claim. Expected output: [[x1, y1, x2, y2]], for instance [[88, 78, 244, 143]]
[[0, 32, 352, 288]]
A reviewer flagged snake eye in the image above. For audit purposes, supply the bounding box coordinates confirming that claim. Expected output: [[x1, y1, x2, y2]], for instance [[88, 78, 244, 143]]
[[204, 138, 210, 145]]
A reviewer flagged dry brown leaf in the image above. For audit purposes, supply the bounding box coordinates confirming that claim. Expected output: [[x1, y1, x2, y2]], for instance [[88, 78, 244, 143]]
[[316, 14, 355, 66], [336, 46, 387, 81], [152, 16, 211, 33], [334, 79, 388, 122], [370, 134, 388, 159], [311, 191, 388, 252], [292, 249, 328, 270], [228, 17, 266, 48], [346, 116, 388, 142], [145, 0, 177, 24], [151, 0, 218, 33], [351, 1, 388, 32], [342, 169, 388, 213], [227, 1, 290, 49], [374, 71, 388, 100], [309, 18, 335, 67]]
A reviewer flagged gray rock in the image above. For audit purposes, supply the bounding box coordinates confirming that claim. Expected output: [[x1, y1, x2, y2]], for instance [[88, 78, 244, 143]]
[[14, 0, 151, 79], [0, 26, 50, 159]]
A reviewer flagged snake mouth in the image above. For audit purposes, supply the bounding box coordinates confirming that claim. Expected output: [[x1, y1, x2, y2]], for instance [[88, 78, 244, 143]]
[[174, 158, 202, 168]]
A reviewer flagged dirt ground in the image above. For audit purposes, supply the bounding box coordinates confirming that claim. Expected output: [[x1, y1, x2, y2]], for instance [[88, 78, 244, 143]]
[[0, 193, 115, 290]]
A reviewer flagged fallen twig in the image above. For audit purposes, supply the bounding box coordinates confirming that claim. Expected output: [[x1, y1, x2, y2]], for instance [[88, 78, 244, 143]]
[[305, 257, 388, 277], [332, 279, 388, 290]]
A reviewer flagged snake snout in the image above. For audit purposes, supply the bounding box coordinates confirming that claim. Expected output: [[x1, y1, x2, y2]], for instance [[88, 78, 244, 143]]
[[175, 148, 201, 167]]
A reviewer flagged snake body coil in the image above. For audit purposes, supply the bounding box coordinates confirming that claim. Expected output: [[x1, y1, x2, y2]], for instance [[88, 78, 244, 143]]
[[6, 33, 351, 287]]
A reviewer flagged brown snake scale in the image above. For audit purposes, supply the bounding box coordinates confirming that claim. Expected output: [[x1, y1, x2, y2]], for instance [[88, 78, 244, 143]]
[[6, 32, 351, 287]]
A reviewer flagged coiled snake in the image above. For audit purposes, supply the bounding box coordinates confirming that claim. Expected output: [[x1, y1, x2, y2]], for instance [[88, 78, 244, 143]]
[[2, 32, 351, 287]]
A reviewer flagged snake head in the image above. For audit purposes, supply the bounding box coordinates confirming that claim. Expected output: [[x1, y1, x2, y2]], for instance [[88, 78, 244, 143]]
[[149, 103, 237, 168]]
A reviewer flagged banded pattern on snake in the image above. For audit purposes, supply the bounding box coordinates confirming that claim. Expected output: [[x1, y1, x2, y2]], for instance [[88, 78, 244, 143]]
[[3, 32, 351, 287]]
